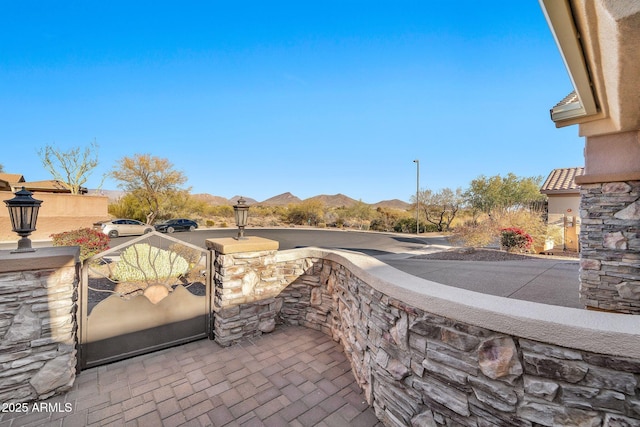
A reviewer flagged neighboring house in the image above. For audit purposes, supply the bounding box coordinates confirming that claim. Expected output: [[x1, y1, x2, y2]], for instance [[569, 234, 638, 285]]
[[16, 179, 88, 194], [540, 167, 583, 216], [540, 167, 584, 251], [0, 173, 25, 191], [0, 173, 87, 194], [0, 173, 107, 241]]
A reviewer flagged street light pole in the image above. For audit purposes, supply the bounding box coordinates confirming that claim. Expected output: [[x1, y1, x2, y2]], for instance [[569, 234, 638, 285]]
[[413, 159, 419, 235]]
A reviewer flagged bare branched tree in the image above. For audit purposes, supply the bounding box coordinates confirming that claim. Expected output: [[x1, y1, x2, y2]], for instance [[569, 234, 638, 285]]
[[38, 140, 101, 194], [413, 187, 463, 232]]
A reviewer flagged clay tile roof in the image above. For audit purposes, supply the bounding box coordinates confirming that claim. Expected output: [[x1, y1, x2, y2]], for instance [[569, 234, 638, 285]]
[[540, 167, 584, 194], [552, 91, 579, 110]]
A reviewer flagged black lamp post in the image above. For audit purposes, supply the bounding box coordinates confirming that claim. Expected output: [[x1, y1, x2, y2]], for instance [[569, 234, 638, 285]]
[[233, 197, 249, 240], [4, 187, 43, 253]]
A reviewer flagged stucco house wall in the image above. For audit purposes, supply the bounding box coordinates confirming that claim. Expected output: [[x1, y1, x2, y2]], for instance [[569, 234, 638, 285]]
[[547, 193, 579, 216], [541, 167, 583, 251], [0, 192, 109, 241]]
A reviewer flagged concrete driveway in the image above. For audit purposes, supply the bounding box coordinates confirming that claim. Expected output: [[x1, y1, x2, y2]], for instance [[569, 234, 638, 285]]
[[380, 255, 581, 309]]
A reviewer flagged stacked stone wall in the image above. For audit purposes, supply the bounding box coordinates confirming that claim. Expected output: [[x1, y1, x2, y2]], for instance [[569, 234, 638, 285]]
[[580, 181, 640, 313], [211, 247, 640, 426], [0, 248, 79, 403], [276, 259, 640, 426], [212, 249, 318, 345]]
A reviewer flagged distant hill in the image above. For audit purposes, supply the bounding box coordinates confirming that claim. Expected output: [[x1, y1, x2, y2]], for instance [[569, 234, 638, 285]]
[[94, 189, 409, 208], [193, 193, 230, 206], [372, 199, 411, 210], [229, 195, 259, 205], [304, 193, 359, 208], [259, 192, 302, 206], [87, 189, 124, 201]]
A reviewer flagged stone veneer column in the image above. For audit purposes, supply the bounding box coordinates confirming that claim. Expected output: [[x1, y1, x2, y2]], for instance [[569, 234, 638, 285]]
[[0, 246, 80, 402], [579, 180, 640, 313], [206, 236, 281, 346], [576, 131, 640, 313]]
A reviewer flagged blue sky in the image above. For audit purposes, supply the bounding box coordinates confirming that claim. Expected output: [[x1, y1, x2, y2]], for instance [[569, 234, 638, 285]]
[[1, 1, 583, 203]]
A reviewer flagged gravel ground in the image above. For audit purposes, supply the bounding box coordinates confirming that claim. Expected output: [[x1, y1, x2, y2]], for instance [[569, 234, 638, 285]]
[[412, 248, 580, 261]]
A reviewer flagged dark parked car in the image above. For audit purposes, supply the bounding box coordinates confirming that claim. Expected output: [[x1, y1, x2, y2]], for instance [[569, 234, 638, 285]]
[[154, 218, 198, 233]]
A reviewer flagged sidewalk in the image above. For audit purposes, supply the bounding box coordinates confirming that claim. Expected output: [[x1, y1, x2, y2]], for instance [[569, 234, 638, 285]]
[[0, 326, 381, 427]]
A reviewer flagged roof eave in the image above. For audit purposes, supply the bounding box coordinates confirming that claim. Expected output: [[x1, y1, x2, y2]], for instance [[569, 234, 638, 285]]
[[540, 189, 581, 195], [539, 0, 599, 126], [550, 100, 586, 122]]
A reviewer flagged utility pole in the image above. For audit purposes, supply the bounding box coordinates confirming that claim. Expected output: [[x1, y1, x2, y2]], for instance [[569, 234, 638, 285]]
[[413, 159, 420, 235]]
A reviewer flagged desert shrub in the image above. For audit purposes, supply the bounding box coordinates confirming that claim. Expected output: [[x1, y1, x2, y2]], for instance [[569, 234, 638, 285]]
[[451, 209, 547, 250], [498, 210, 548, 250], [450, 219, 497, 248], [286, 200, 324, 226], [393, 218, 435, 233], [500, 227, 533, 252], [369, 218, 387, 232], [51, 228, 110, 261], [205, 220, 215, 227], [114, 243, 189, 282]]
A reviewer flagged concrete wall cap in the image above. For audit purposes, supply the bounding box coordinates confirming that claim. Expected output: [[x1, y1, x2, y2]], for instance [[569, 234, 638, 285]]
[[206, 236, 279, 254], [0, 246, 79, 273], [277, 247, 640, 359]]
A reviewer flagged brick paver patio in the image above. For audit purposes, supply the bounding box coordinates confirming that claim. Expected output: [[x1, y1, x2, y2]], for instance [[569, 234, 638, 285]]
[[0, 326, 382, 427]]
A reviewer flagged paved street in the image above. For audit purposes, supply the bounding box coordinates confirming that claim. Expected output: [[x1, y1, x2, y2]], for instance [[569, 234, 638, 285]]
[[21, 228, 581, 308], [129, 228, 581, 309]]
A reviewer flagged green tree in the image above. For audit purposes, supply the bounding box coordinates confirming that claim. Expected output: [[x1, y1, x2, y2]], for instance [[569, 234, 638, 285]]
[[108, 193, 148, 221], [38, 140, 101, 194], [464, 173, 545, 218], [110, 154, 189, 224], [453, 173, 548, 249]]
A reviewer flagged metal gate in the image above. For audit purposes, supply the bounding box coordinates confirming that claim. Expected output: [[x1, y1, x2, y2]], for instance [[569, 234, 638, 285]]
[[78, 232, 211, 370]]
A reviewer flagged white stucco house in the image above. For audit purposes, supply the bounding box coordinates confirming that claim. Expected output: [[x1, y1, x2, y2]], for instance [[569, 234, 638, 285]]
[[540, 167, 584, 251]]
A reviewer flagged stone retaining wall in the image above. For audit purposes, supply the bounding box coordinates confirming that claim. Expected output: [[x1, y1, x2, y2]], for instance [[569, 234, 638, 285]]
[[0, 247, 79, 403], [210, 242, 640, 426], [580, 181, 640, 313]]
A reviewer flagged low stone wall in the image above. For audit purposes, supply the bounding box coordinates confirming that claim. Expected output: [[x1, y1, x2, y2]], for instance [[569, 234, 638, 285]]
[[210, 241, 640, 426], [580, 181, 640, 313], [0, 247, 79, 403]]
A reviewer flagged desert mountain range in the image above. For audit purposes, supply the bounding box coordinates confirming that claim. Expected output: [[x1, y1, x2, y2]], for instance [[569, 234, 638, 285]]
[[91, 189, 410, 210], [194, 192, 411, 210]]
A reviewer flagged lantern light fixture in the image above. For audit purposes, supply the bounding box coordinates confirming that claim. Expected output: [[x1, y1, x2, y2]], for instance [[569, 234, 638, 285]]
[[233, 197, 249, 240], [4, 187, 43, 253]]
